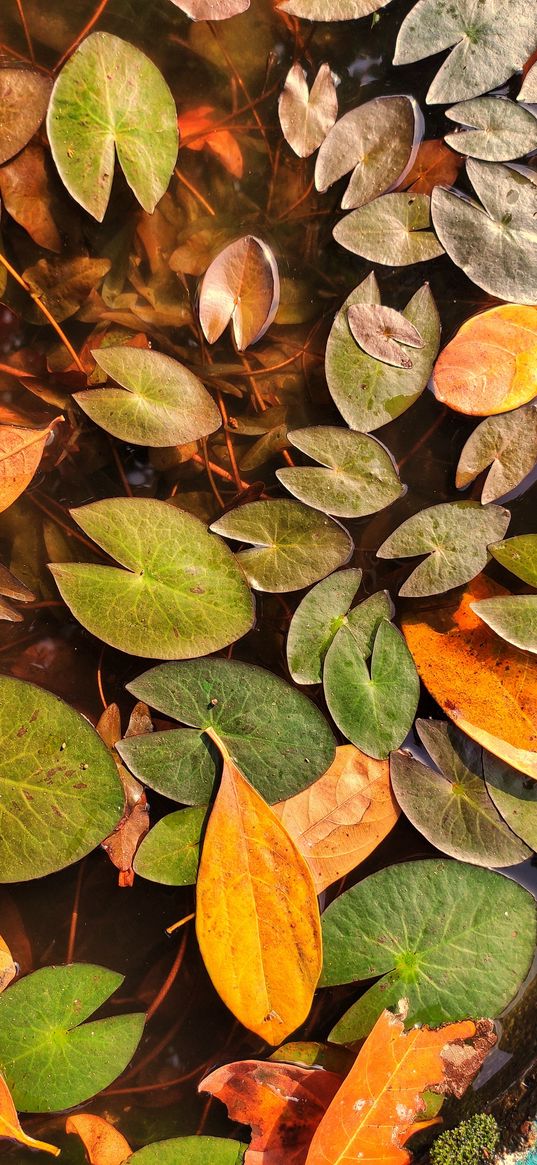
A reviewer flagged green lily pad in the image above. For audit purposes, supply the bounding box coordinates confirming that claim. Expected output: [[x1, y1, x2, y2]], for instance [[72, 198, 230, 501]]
[[333, 193, 444, 265], [431, 161, 537, 305], [456, 404, 537, 504], [286, 568, 363, 685], [47, 32, 178, 221], [325, 274, 441, 432], [0, 964, 144, 1111], [50, 498, 254, 659], [394, 0, 537, 105], [519, 62, 537, 102], [128, 1139, 246, 1165], [472, 595, 537, 654], [210, 499, 353, 592], [321, 859, 536, 1040], [315, 95, 418, 210], [377, 500, 510, 597], [119, 658, 336, 803], [133, 807, 206, 885], [490, 535, 537, 587], [390, 720, 529, 866], [344, 590, 395, 656], [276, 427, 404, 517], [445, 97, 537, 162], [277, 0, 392, 18], [484, 754, 537, 851], [74, 348, 221, 447], [0, 675, 123, 883]]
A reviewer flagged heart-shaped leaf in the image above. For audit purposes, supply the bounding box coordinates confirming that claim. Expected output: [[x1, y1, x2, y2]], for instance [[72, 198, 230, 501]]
[[198, 236, 280, 351], [343, 589, 394, 656], [277, 0, 393, 19], [276, 427, 404, 517], [0, 420, 57, 515], [484, 754, 537, 851], [170, 0, 249, 16], [348, 303, 424, 368], [433, 304, 537, 416], [286, 568, 363, 684], [456, 404, 537, 502], [334, 192, 444, 264], [279, 63, 338, 159], [315, 95, 419, 210], [472, 594, 537, 654], [490, 534, 537, 586], [50, 498, 254, 659], [0, 68, 52, 166], [133, 807, 206, 885], [445, 96, 537, 162], [128, 1139, 246, 1165]]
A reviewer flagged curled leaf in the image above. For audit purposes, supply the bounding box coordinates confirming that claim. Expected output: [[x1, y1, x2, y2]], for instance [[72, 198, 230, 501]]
[[279, 64, 338, 159], [66, 1113, 131, 1165], [348, 303, 424, 369], [433, 304, 537, 416], [199, 236, 280, 350], [0, 1072, 59, 1157]]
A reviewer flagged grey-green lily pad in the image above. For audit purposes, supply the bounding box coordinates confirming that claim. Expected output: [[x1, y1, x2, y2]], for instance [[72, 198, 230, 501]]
[[133, 807, 206, 885], [47, 32, 178, 221], [431, 160, 537, 305], [277, 0, 392, 19], [210, 499, 353, 592], [0, 963, 144, 1111], [390, 719, 529, 866], [323, 619, 419, 759], [276, 427, 404, 518], [50, 498, 255, 659], [315, 95, 419, 210], [490, 535, 537, 587], [484, 753, 537, 851], [321, 859, 536, 1040], [0, 675, 123, 883], [445, 97, 537, 162], [128, 1139, 246, 1165], [74, 348, 221, 447], [286, 568, 363, 685], [377, 500, 510, 597], [456, 404, 537, 504], [393, 0, 537, 105], [119, 658, 336, 803], [472, 595, 537, 654], [519, 62, 537, 102], [325, 274, 441, 432], [334, 192, 444, 265]]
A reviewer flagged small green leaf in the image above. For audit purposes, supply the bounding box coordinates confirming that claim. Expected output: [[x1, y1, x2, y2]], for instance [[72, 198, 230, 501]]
[[490, 534, 537, 587], [445, 96, 537, 162], [456, 404, 537, 503], [333, 193, 444, 265], [315, 95, 418, 209], [128, 1138, 246, 1165], [133, 807, 206, 885], [485, 753, 537, 851], [276, 427, 404, 517], [472, 595, 537, 654], [286, 568, 363, 685]]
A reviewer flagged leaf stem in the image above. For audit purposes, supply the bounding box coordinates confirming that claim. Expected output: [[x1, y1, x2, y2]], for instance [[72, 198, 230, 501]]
[[166, 911, 195, 936], [14, 0, 35, 63], [0, 253, 85, 373], [175, 168, 216, 217], [146, 930, 188, 1022]]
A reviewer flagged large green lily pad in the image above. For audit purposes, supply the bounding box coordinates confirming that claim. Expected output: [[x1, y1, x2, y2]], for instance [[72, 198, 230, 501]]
[[334, 193, 444, 265], [286, 568, 363, 685], [276, 426, 404, 517]]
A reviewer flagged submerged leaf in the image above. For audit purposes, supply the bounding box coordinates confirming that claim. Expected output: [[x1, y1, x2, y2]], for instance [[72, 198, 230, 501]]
[[286, 568, 363, 684], [456, 404, 537, 502], [472, 594, 537, 654], [348, 304, 424, 369], [315, 96, 418, 210], [334, 192, 444, 265], [66, 1114, 131, 1165], [433, 304, 537, 416], [0, 1073, 59, 1157], [0, 421, 56, 515], [0, 145, 61, 252], [177, 106, 243, 177], [0, 68, 52, 166], [277, 0, 393, 20], [276, 426, 404, 517], [397, 137, 463, 194], [279, 64, 337, 159], [445, 96, 537, 162], [199, 236, 280, 351], [133, 807, 206, 885], [23, 256, 111, 322]]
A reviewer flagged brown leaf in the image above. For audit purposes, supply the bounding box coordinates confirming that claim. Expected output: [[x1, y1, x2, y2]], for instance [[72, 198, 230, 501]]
[[0, 936, 16, 994], [397, 138, 463, 195], [279, 63, 338, 159], [66, 1113, 131, 1165], [348, 303, 425, 369], [0, 420, 58, 515], [199, 235, 280, 351], [437, 1018, 496, 1100], [0, 563, 34, 623], [23, 256, 111, 323], [0, 1071, 58, 1156], [0, 145, 61, 252], [98, 703, 151, 886], [0, 68, 52, 166]]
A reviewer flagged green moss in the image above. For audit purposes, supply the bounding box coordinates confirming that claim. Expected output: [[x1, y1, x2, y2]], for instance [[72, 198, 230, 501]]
[[430, 1114, 500, 1165]]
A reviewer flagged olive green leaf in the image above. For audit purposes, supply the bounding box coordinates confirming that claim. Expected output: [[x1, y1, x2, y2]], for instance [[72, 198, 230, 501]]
[[128, 1139, 246, 1165], [0, 675, 123, 883], [445, 97, 537, 162], [321, 859, 536, 1040], [119, 658, 336, 803], [377, 500, 511, 597], [286, 568, 363, 685], [431, 160, 537, 305], [47, 32, 178, 221], [456, 404, 537, 504], [472, 595, 537, 654], [0, 964, 144, 1111], [276, 427, 404, 518], [0, 68, 52, 165], [490, 534, 537, 587], [519, 62, 537, 102], [133, 807, 206, 885], [344, 590, 395, 656], [484, 753, 537, 851], [277, 0, 392, 18], [390, 719, 529, 866], [210, 499, 353, 592], [315, 95, 418, 210], [325, 274, 441, 432], [74, 348, 221, 447], [49, 498, 254, 659], [333, 193, 444, 265], [394, 0, 537, 105]]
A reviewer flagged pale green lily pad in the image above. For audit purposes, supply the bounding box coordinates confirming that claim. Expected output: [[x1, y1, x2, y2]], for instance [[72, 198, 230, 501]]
[[0, 964, 144, 1111], [276, 427, 404, 518], [490, 535, 537, 587], [211, 499, 353, 592], [50, 498, 254, 660], [333, 193, 444, 265], [321, 859, 536, 1040], [377, 500, 510, 597], [133, 807, 206, 885], [519, 62, 537, 102], [128, 1139, 246, 1165], [74, 347, 221, 447], [315, 95, 419, 210], [325, 274, 441, 433], [277, 0, 392, 18], [394, 0, 537, 105], [484, 754, 537, 851], [456, 404, 537, 503], [47, 32, 178, 221], [431, 160, 537, 305], [472, 595, 537, 654], [286, 568, 363, 685], [390, 719, 529, 866], [445, 97, 537, 162]]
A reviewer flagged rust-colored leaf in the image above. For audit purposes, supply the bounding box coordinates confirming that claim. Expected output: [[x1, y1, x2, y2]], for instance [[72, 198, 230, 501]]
[[66, 1113, 131, 1165], [0, 145, 61, 252], [0, 937, 16, 994], [98, 703, 151, 887], [198, 235, 280, 351], [0, 564, 34, 623], [0, 1071, 58, 1156], [432, 304, 537, 416], [397, 138, 463, 195], [0, 421, 57, 515], [178, 106, 243, 177]]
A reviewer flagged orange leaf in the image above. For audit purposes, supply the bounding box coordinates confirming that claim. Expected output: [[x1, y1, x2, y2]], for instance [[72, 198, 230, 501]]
[[432, 304, 537, 415], [0, 936, 16, 994], [397, 139, 463, 195], [0, 420, 58, 514], [178, 106, 243, 178], [66, 1114, 131, 1165], [402, 575, 537, 779], [275, 745, 399, 892], [0, 1071, 59, 1156], [97, 703, 151, 886]]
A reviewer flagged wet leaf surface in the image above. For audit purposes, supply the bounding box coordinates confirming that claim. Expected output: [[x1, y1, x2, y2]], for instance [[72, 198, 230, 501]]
[[433, 304, 537, 416], [456, 403, 537, 502], [279, 64, 338, 159], [199, 236, 280, 351], [286, 568, 363, 684], [276, 426, 404, 517], [315, 96, 417, 210]]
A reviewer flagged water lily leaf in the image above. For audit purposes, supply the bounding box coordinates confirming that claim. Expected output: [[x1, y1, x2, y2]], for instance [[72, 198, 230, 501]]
[[23, 256, 111, 322], [348, 304, 424, 369], [345, 589, 394, 657], [47, 32, 178, 222], [325, 274, 441, 432], [279, 63, 337, 159], [211, 499, 353, 592], [390, 719, 529, 866], [0, 1073, 59, 1157], [457, 405, 537, 504], [276, 427, 404, 518], [276, 744, 399, 892], [0, 144, 61, 252], [490, 534, 537, 586], [315, 96, 419, 210], [198, 236, 280, 351], [519, 60, 537, 101], [286, 568, 363, 684], [433, 304, 537, 416], [277, 0, 393, 20], [128, 1139, 246, 1165], [397, 137, 463, 194], [445, 96, 537, 162], [0, 68, 52, 166], [133, 807, 206, 885], [0, 420, 57, 516], [324, 620, 420, 759], [472, 594, 537, 654], [50, 498, 254, 659], [171, 0, 249, 16], [431, 160, 537, 305], [0, 675, 123, 883], [393, 0, 537, 105], [377, 500, 510, 597], [0, 964, 144, 1111], [484, 754, 537, 851], [74, 347, 221, 447], [120, 657, 336, 803], [66, 1113, 131, 1165], [334, 192, 444, 264], [321, 859, 536, 1040]]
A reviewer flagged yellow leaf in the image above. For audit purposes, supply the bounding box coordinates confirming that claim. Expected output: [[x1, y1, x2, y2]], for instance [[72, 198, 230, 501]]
[[432, 304, 537, 415], [66, 1113, 131, 1165], [0, 1072, 59, 1156]]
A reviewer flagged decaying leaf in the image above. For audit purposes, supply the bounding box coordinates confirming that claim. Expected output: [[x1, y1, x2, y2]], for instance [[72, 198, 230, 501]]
[[98, 703, 151, 887], [334, 193, 444, 266], [348, 304, 424, 369], [0, 937, 16, 995], [170, 0, 250, 16], [397, 138, 463, 195], [66, 1113, 131, 1165], [0, 420, 58, 516], [0, 1072, 59, 1157], [0, 563, 35, 623], [315, 96, 418, 210], [456, 404, 537, 503], [23, 256, 111, 323], [198, 235, 280, 351], [0, 145, 61, 252], [433, 304, 537, 416], [279, 64, 337, 159], [0, 68, 52, 166], [178, 106, 243, 177]]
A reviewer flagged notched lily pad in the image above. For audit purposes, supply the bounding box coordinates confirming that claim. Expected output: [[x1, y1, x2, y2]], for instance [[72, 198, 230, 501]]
[[445, 96, 537, 162], [456, 404, 537, 503], [199, 236, 280, 351], [276, 426, 404, 518], [279, 63, 337, 159], [333, 192, 444, 265], [287, 568, 363, 685], [315, 95, 419, 210], [348, 304, 424, 369]]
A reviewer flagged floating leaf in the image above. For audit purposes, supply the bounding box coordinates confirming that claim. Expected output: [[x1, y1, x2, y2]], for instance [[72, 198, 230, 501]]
[[325, 274, 441, 432], [23, 256, 111, 322], [66, 1114, 131, 1165], [0, 144, 61, 252], [397, 137, 463, 194], [0, 421, 56, 516], [472, 594, 537, 654], [519, 60, 537, 101], [0, 1072, 59, 1157], [343, 589, 394, 657], [322, 859, 536, 1040], [277, 0, 393, 21], [276, 427, 404, 518], [275, 745, 399, 892], [445, 96, 537, 162], [133, 807, 206, 885], [74, 347, 221, 447], [50, 498, 254, 659], [390, 720, 529, 866], [0, 964, 144, 1111], [334, 193, 444, 265], [279, 64, 337, 159], [0, 563, 34, 623], [128, 1140, 246, 1165], [348, 304, 424, 369], [431, 161, 537, 305], [394, 0, 537, 105], [456, 404, 537, 502], [0, 938, 16, 995], [315, 96, 418, 210], [433, 304, 537, 416], [171, 0, 249, 16], [47, 32, 178, 221], [211, 499, 353, 592], [286, 568, 363, 685], [0, 68, 52, 166], [490, 534, 537, 586], [199, 236, 280, 351], [484, 754, 537, 851], [177, 106, 243, 177]]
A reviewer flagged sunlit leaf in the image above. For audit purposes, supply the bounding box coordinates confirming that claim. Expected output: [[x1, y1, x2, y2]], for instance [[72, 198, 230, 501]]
[[348, 303, 424, 368], [519, 60, 537, 101], [276, 426, 404, 517], [484, 754, 537, 851], [286, 568, 363, 684], [315, 95, 418, 209], [133, 807, 206, 885], [472, 594, 537, 654], [490, 533, 537, 586], [433, 304, 537, 416], [47, 32, 178, 221], [0, 420, 56, 516], [177, 106, 243, 177], [334, 192, 444, 264], [396, 137, 463, 194], [279, 64, 337, 159], [0, 938, 16, 995], [0, 145, 61, 252], [445, 96, 537, 162], [23, 256, 111, 322], [128, 1140, 246, 1165], [171, 0, 249, 16], [66, 1113, 131, 1165], [0, 1073, 59, 1157], [199, 236, 280, 351], [0, 68, 52, 166], [277, 0, 393, 20], [456, 404, 537, 502]]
